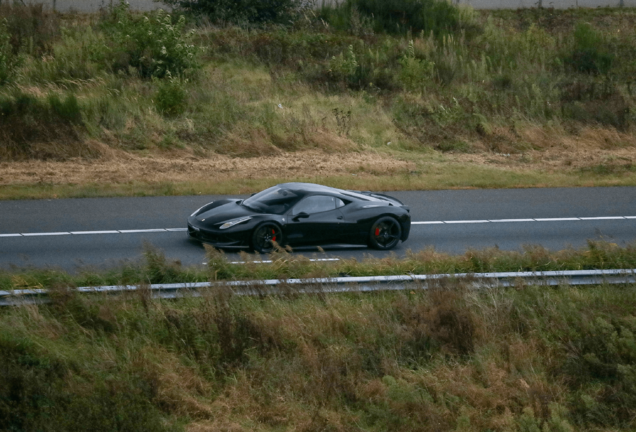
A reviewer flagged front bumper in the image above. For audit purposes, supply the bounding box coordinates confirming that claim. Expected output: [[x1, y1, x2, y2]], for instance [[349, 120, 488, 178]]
[[187, 222, 248, 248]]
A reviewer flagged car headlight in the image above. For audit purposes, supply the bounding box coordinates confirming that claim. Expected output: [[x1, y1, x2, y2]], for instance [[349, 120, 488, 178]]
[[219, 216, 252, 230], [191, 202, 212, 217]]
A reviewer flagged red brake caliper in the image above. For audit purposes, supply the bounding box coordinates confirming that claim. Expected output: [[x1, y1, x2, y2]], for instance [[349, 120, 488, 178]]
[[375, 227, 380, 236], [272, 229, 276, 242]]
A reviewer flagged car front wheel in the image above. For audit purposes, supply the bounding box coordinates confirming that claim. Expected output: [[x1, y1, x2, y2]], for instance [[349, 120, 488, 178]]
[[251, 223, 283, 253], [368, 216, 401, 250]]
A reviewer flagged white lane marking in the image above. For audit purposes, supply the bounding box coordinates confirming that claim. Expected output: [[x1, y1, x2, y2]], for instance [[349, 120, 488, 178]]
[[118, 229, 167, 233], [71, 230, 120, 235], [2, 216, 635, 238], [413, 217, 634, 224], [488, 219, 535, 222], [204, 258, 342, 265], [444, 220, 490, 224], [22, 232, 69, 236]]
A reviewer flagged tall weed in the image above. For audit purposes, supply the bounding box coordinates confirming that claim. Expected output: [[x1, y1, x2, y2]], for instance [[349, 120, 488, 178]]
[[0, 91, 84, 158], [29, 26, 107, 84], [0, 3, 59, 56], [398, 40, 435, 91], [154, 75, 188, 116]]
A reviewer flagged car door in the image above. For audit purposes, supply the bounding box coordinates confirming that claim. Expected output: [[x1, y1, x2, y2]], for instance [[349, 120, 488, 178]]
[[285, 195, 345, 245]]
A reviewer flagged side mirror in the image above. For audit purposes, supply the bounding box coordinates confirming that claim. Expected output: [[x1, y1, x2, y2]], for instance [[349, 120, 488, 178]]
[[292, 212, 310, 222]]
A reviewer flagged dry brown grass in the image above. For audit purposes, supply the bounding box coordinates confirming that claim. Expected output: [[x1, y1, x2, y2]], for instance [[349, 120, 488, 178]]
[[450, 126, 636, 172], [0, 149, 413, 187], [2, 124, 635, 199]]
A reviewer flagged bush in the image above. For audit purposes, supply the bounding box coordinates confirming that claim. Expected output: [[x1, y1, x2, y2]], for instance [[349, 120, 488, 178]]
[[161, 0, 306, 26], [155, 76, 188, 116], [0, 19, 19, 85], [565, 22, 614, 75], [398, 40, 435, 90], [103, 1, 197, 79], [328, 0, 462, 36]]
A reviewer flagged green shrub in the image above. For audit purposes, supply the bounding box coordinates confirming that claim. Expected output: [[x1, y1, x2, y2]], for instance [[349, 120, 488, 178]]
[[398, 40, 435, 91], [104, 1, 198, 79], [155, 76, 188, 116], [329, 0, 462, 36], [325, 40, 400, 90], [161, 0, 307, 25], [329, 44, 359, 82], [0, 19, 20, 85], [565, 22, 614, 75]]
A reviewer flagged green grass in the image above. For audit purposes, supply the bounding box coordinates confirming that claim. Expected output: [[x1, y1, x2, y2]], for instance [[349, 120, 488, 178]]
[[3, 240, 635, 291]]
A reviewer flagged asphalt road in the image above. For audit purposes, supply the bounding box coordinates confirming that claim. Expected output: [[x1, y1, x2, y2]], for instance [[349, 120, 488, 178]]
[[1, 187, 635, 272]]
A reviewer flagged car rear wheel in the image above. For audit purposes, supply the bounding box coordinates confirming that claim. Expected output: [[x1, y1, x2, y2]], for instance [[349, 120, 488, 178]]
[[368, 217, 401, 250], [251, 223, 283, 253]]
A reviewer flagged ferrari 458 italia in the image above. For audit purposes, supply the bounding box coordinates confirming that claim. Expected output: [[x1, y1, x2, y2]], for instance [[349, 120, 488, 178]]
[[187, 182, 411, 253]]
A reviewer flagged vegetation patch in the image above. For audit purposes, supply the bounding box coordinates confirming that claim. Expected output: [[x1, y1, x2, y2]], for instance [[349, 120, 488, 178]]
[[0, 4, 635, 195], [2, 242, 636, 430], [2, 239, 635, 290], [1, 275, 635, 430]]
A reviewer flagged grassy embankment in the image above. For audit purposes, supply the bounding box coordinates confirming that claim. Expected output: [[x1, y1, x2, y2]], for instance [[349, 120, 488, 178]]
[[1, 4, 636, 199], [2, 270, 636, 430]]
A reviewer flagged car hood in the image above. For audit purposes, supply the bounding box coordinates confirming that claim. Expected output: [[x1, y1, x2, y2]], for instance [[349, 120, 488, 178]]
[[192, 200, 259, 227]]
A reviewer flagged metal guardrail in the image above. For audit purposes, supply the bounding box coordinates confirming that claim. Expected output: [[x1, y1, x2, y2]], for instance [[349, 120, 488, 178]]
[[1, 269, 635, 306]]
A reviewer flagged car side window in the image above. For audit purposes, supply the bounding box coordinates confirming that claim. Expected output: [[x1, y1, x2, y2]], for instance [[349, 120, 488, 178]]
[[292, 196, 337, 215], [335, 198, 345, 208]]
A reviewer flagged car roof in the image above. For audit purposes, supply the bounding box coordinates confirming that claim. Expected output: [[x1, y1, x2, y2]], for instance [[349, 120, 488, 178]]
[[276, 183, 382, 202], [278, 182, 342, 194]]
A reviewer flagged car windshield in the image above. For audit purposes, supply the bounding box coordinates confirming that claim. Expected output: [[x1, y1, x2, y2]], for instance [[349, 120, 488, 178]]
[[242, 187, 299, 214]]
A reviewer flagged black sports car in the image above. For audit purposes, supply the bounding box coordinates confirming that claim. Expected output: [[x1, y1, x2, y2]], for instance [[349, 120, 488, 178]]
[[187, 182, 411, 253]]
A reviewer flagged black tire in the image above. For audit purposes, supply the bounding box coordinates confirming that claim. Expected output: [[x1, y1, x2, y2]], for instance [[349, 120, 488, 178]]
[[251, 223, 283, 253], [368, 216, 401, 250]]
